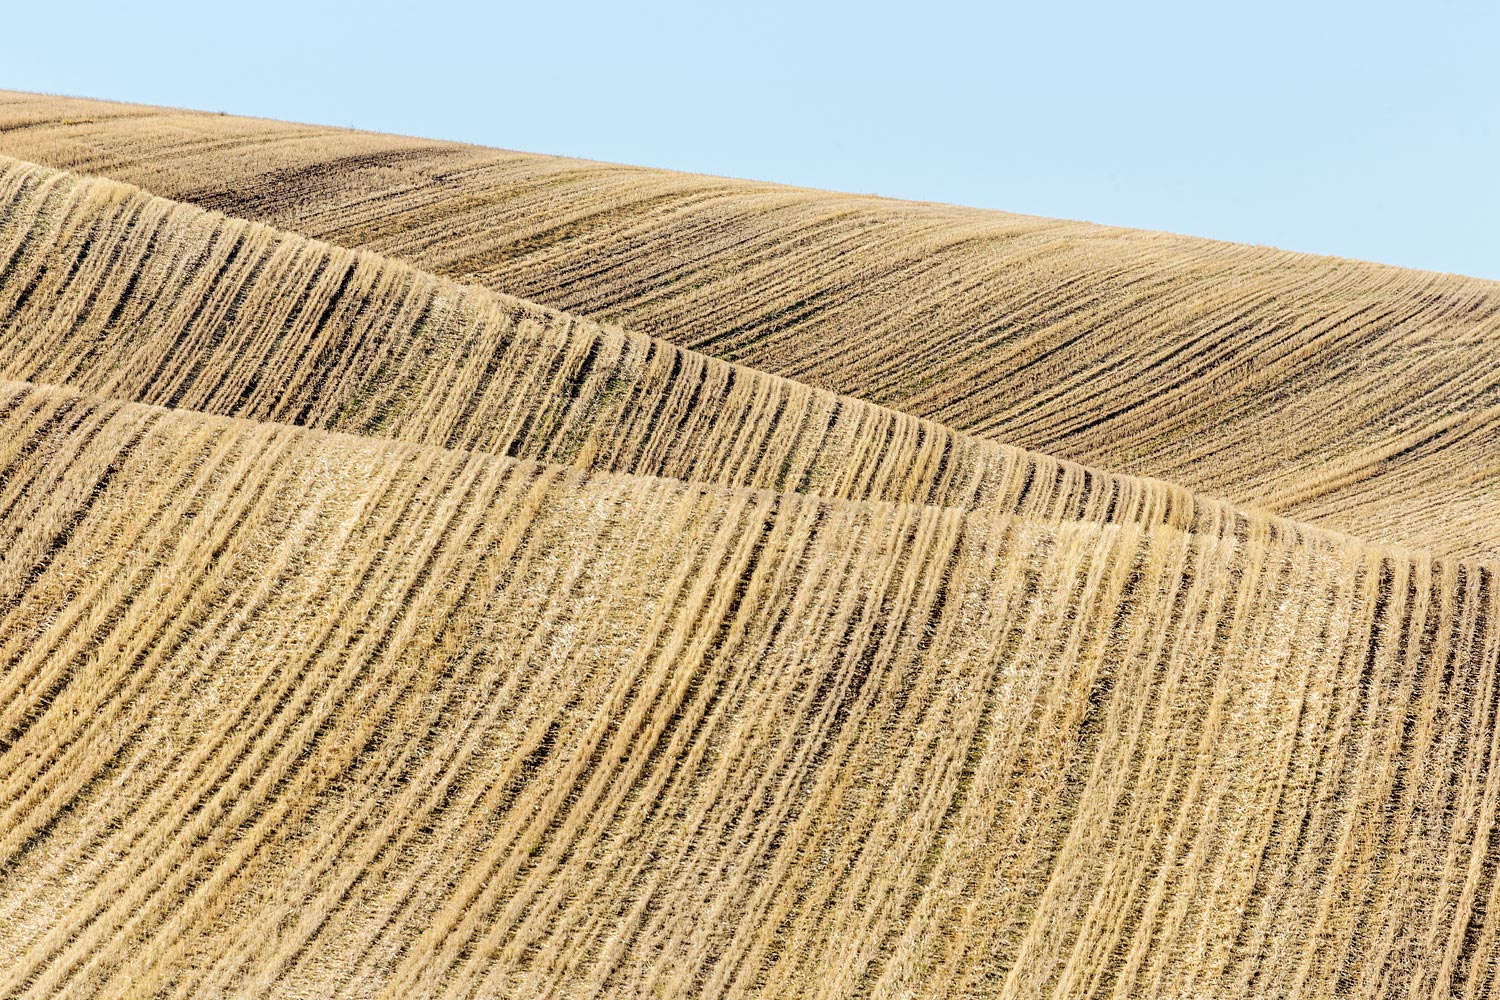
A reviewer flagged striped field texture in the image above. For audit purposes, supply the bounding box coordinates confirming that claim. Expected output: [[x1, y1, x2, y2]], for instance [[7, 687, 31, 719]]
[[2, 92, 1497, 558], [0, 92, 1496, 1000], [1, 380, 1497, 999]]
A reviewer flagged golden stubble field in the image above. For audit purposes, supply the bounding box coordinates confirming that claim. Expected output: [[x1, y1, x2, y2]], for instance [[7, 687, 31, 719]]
[[3, 91, 1497, 559], [0, 94, 1496, 999]]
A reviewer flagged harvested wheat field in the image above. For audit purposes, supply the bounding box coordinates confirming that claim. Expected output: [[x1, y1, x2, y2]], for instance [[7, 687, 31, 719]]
[[0, 93, 1497, 1000], [3, 91, 1498, 559]]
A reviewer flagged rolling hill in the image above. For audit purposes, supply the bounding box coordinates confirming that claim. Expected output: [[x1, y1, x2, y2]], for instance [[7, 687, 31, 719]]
[[0, 156, 1154, 522], [1, 91, 1497, 559], [3, 380, 1496, 999], [0, 93, 1496, 1000]]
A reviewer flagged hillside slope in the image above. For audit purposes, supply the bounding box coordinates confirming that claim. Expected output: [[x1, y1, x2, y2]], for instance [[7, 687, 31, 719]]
[[0, 156, 1185, 531], [4, 91, 1500, 1000], [2, 379, 1498, 1000], [2, 92, 1497, 557]]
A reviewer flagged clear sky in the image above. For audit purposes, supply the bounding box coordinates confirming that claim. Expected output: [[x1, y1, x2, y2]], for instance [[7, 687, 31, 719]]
[[7, 0, 1497, 279]]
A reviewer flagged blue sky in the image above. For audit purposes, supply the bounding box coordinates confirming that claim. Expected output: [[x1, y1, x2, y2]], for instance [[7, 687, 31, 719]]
[[7, 0, 1497, 279]]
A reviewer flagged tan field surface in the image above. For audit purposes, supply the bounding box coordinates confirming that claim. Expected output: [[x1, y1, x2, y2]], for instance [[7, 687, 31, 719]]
[[2, 91, 1497, 559], [0, 92, 1496, 998]]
